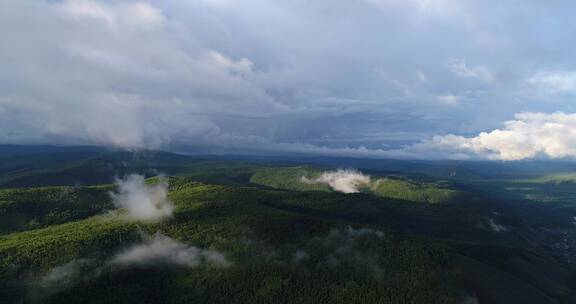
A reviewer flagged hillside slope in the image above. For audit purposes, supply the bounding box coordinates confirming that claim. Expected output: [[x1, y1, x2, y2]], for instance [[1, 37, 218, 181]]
[[0, 146, 575, 303]]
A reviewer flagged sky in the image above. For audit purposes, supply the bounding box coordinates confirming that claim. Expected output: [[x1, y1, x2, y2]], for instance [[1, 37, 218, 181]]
[[2, 0, 576, 160]]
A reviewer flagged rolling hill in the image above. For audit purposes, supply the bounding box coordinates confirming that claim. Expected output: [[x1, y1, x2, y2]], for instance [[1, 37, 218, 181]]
[[0, 145, 575, 303]]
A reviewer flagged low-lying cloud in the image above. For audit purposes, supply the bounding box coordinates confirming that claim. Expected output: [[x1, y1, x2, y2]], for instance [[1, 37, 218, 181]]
[[112, 233, 228, 267], [30, 232, 228, 300], [110, 174, 173, 221], [488, 218, 507, 232], [302, 169, 371, 193], [296, 227, 386, 279], [28, 259, 98, 303]]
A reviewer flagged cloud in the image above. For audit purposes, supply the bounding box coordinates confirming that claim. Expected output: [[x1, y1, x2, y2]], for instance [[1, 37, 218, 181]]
[[447, 58, 494, 82], [302, 169, 370, 193], [417, 71, 428, 83], [526, 71, 576, 94], [112, 232, 228, 267], [403, 112, 576, 160], [61, 1, 164, 29], [2, 0, 576, 157], [110, 174, 174, 221], [187, 109, 576, 161], [0, 0, 278, 150], [488, 218, 507, 232], [265, 111, 576, 161], [437, 94, 460, 106]]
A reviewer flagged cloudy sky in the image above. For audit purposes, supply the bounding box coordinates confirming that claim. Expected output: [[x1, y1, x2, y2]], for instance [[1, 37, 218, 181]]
[[2, 0, 576, 160]]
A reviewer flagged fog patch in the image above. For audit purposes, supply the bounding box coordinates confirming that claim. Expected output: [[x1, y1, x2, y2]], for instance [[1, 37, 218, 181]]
[[293, 227, 385, 279], [112, 232, 229, 268], [324, 228, 385, 278], [301, 169, 370, 193], [293, 250, 309, 263], [110, 174, 173, 221], [29, 233, 228, 301], [28, 259, 98, 303], [338, 227, 384, 239], [462, 295, 480, 304], [322, 227, 385, 250], [489, 218, 507, 232]]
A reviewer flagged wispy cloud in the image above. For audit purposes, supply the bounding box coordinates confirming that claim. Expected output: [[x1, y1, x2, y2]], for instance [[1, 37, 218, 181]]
[[112, 232, 229, 267], [526, 71, 576, 94], [28, 259, 98, 302], [30, 232, 228, 300], [437, 94, 460, 106], [447, 58, 494, 82], [488, 218, 507, 232], [296, 227, 386, 279]]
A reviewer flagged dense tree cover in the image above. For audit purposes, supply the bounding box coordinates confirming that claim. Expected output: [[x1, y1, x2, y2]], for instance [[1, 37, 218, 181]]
[[0, 186, 114, 234], [0, 179, 466, 303], [250, 166, 332, 192], [0, 214, 140, 302], [0, 146, 575, 303], [0, 149, 218, 189], [250, 166, 465, 204], [369, 178, 462, 204], [0, 176, 573, 303]]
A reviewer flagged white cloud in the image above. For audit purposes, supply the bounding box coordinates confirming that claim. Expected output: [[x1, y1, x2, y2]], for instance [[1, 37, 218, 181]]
[[189, 111, 576, 160], [209, 51, 254, 76], [405, 112, 576, 160], [112, 233, 228, 267], [302, 169, 370, 193], [447, 57, 494, 82], [110, 174, 174, 221], [437, 94, 460, 106], [526, 71, 576, 94]]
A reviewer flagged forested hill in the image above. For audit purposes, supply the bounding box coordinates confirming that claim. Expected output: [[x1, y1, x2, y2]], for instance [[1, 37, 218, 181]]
[[0, 145, 575, 303]]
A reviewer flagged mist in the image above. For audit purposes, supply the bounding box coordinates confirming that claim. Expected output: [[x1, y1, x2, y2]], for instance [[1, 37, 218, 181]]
[[112, 232, 228, 268], [28, 259, 98, 303], [29, 232, 228, 301], [110, 174, 174, 221], [295, 227, 386, 280], [488, 218, 507, 232], [302, 169, 370, 193]]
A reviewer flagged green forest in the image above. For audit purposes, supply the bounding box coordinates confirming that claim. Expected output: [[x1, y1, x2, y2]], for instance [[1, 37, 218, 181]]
[[0, 147, 575, 303]]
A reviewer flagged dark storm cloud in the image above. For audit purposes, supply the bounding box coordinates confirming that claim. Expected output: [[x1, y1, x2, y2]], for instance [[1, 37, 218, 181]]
[[3, 0, 576, 159]]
